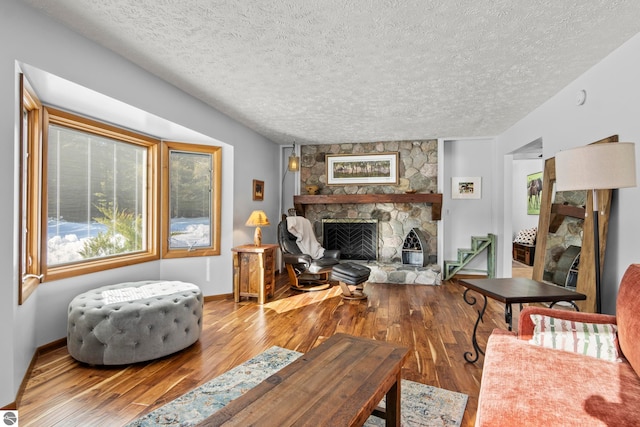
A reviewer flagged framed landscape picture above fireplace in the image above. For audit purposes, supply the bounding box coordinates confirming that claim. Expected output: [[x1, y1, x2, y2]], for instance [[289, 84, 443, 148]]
[[326, 152, 398, 185]]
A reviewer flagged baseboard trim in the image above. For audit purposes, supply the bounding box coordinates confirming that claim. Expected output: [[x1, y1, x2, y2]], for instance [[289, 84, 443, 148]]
[[204, 293, 232, 302], [1, 402, 17, 410], [12, 337, 67, 409]]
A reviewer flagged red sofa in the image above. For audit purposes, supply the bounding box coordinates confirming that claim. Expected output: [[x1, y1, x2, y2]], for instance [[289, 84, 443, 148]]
[[476, 264, 640, 426]]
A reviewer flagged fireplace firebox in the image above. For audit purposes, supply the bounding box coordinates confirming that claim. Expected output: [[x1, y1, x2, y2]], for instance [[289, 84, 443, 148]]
[[322, 219, 378, 261]]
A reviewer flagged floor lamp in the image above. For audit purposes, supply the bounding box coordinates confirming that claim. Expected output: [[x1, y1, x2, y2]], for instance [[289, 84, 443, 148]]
[[555, 142, 637, 313]]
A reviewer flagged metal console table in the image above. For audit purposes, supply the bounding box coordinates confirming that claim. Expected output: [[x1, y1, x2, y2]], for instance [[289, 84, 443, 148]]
[[458, 277, 587, 363]]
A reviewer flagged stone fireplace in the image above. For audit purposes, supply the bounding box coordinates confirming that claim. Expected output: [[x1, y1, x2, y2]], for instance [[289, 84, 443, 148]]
[[295, 140, 441, 284]]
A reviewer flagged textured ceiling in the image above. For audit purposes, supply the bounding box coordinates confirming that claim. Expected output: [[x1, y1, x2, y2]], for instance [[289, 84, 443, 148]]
[[19, 0, 640, 144]]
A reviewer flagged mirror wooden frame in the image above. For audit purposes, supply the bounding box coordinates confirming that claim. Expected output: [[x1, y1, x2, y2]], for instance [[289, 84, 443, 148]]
[[532, 135, 617, 313]]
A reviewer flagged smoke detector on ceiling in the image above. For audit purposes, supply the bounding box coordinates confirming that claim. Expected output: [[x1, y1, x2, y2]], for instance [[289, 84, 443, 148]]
[[576, 89, 587, 106]]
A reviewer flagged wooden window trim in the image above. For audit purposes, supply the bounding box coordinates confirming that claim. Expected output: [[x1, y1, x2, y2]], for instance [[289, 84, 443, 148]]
[[162, 141, 222, 259], [19, 80, 221, 298], [19, 75, 43, 304], [41, 107, 161, 282]]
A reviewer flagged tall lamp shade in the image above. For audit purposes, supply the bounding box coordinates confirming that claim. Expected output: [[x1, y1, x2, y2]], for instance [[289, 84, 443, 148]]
[[555, 142, 636, 313], [555, 143, 636, 191], [245, 210, 270, 246]]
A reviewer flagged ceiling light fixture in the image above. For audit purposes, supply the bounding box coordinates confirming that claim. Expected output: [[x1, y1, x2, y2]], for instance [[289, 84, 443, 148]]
[[288, 142, 300, 172]]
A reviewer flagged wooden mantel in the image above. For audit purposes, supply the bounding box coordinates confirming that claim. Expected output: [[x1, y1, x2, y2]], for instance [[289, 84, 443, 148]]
[[294, 193, 443, 220]]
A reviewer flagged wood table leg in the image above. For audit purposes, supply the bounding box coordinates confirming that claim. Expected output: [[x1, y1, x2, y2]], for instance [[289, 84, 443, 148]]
[[232, 252, 240, 302], [258, 252, 265, 304], [505, 303, 513, 331], [385, 372, 401, 427]]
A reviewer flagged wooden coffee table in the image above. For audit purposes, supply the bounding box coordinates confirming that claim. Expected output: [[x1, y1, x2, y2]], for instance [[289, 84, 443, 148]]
[[197, 333, 409, 426], [458, 278, 586, 363]]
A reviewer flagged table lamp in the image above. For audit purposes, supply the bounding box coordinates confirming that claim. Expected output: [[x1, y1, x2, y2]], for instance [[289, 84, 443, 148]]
[[245, 210, 270, 246], [555, 142, 636, 312]]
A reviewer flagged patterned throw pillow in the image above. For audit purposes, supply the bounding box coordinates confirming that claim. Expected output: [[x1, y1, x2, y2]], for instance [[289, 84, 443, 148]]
[[514, 228, 537, 245], [528, 314, 620, 362]]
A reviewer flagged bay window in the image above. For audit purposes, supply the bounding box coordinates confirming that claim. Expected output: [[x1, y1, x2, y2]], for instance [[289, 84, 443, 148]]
[[19, 76, 223, 304]]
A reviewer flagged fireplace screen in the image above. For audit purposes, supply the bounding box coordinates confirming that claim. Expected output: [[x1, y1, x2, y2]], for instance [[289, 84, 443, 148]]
[[322, 219, 378, 261]]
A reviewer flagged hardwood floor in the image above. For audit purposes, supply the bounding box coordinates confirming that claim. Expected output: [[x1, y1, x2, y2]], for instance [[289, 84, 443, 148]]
[[18, 273, 511, 426], [512, 259, 534, 279]]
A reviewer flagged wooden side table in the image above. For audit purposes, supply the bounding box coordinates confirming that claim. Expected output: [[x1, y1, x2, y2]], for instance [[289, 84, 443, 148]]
[[231, 244, 277, 304]]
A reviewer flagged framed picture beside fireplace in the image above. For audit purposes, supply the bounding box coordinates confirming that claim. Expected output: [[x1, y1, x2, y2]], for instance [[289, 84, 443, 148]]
[[326, 152, 399, 185], [452, 176, 481, 199]]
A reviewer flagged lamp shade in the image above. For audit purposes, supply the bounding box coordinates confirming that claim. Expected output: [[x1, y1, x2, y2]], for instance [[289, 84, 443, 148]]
[[246, 210, 270, 246], [287, 142, 300, 172], [245, 210, 270, 227], [288, 153, 300, 172], [555, 142, 637, 191]]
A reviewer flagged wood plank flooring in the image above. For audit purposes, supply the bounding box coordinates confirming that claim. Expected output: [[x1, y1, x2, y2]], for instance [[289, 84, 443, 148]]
[[18, 274, 511, 427]]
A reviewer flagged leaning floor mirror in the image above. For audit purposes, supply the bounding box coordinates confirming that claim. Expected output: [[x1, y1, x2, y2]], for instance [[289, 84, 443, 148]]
[[532, 135, 617, 313]]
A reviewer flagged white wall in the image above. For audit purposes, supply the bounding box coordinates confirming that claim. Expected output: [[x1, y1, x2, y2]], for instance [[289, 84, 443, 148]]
[[232, 143, 281, 247], [0, 0, 279, 406], [511, 159, 544, 236], [443, 138, 495, 273], [496, 32, 640, 314]]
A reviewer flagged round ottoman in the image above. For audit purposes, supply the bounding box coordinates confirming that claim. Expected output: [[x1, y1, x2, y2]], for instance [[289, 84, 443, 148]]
[[67, 280, 203, 365]]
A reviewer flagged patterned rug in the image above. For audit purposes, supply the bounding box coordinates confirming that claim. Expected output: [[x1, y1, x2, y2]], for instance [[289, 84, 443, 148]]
[[127, 346, 467, 427]]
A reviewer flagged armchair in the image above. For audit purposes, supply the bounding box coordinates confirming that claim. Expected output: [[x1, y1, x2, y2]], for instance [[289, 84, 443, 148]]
[[278, 215, 340, 291]]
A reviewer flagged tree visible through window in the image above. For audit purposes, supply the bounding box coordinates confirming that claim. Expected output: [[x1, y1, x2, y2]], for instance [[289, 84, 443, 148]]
[[169, 151, 211, 249], [42, 107, 159, 281], [47, 124, 148, 265]]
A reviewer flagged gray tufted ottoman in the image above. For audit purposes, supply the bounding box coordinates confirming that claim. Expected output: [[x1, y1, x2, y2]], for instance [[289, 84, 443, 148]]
[[67, 280, 203, 365]]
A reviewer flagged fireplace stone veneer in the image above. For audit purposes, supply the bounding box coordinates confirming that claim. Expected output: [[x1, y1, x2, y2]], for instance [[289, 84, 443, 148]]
[[366, 261, 441, 285]]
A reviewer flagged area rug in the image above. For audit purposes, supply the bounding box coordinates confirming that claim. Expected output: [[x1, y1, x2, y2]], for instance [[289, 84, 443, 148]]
[[127, 346, 467, 427]]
